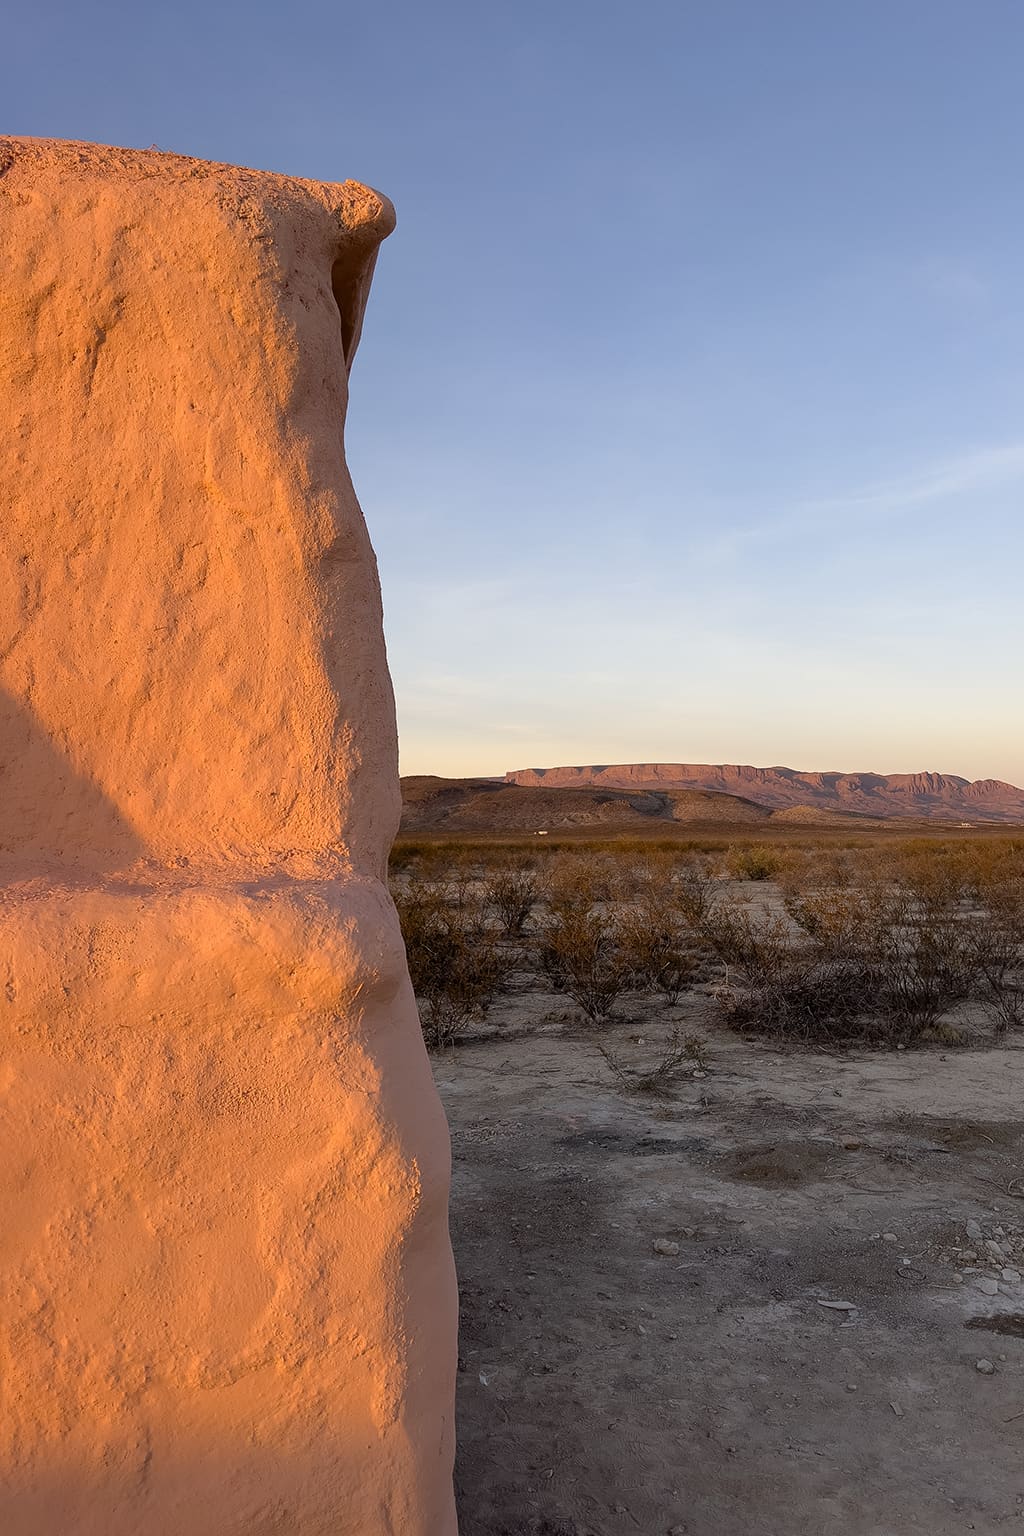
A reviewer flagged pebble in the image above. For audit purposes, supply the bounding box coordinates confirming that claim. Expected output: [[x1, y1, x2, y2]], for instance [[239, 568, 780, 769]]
[[882, 1233, 899, 1243], [975, 1277, 999, 1296], [692, 1070, 707, 1079], [1002, 1268, 1022, 1284], [976, 1359, 996, 1375], [966, 1220, 984, 1243], [653, 1238, 680, 1256], [985, 1240, 1006, 1258], [841, 1136, 861, 1150]]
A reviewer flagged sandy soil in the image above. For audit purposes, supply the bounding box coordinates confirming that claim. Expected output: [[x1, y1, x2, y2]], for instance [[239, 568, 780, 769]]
[[435, 982, 1024, 1536]]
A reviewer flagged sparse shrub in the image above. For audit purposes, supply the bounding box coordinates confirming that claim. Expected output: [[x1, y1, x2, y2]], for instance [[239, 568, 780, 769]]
[[879, 902, 972, 1037], [699, 876, 973, 1044], [616, 899, 698, 1004], [672, 856, 721, 926], [725, 844, 782, 882], [394, 883, 507, 1048], [599, 1028, 710, 1094], [485, 863, 540, 936], [969, 874, 1024, 1032], [696, 900, 862, 1039], [545, 852, 628, 914], [537, 907, 632, 1023]]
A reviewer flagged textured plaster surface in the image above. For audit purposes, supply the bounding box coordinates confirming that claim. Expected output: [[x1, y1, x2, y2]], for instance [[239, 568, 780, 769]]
[[0, 137, 457, 1535]]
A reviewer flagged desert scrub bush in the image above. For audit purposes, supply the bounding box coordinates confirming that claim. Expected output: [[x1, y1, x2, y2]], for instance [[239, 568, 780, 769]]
[[484, 861, 540, 936], [599, 1028, 709, 1094], [672, 856, 722, 926], [394, 887, 507, 1049], [775, 846, 865, 900], [628, 846, 682, 889], [697, 879, 974, 1045], [785, 877, 975, 1041], [536, 906, 633, 1023], [616, 899, 698, 1005], [544, 852, 629, 914], [877, 897, 972, 1036], [695, 900, 858, 1038], [968, 872, 1024, 1031], [725, 844, 782, 882]]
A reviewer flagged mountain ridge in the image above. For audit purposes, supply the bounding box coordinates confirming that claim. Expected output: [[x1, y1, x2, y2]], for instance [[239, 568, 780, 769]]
[[502, 763, 1024, 823]]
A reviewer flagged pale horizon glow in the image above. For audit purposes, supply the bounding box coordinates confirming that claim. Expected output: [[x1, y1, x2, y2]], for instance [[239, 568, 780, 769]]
[[5, 2, 1023, 787]]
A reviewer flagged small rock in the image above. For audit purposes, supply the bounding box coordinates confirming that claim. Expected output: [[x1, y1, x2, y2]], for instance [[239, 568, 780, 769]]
[[1002, 1268, 1022, 1284], [682, 1226, 697, 1238], [976, 1359, 996, 1375], [653, 1238, 680, 1256], [890, 1401, 904, 1417], [841, 1136, 862, 1151], [882, 1233, 899, 1243], [966, 1220, 984, 1243], [976, 1277, 1000, 1296], [985, 1240, 1006, 1258], [846, 1382, 858, 1392], [692, 1069, 707, 1079]]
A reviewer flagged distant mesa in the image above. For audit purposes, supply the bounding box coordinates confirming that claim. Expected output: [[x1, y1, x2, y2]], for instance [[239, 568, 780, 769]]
[[501, 763, 1024, 824]]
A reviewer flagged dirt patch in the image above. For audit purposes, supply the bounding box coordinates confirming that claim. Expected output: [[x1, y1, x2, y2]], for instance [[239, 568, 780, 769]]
[[556, 1128, 712, 1159], [965, 1314, 1024, 1338], [905, 1116, 1023, 1154], [436, 1017, 1024, 1536], [718, 1140, 833, 1187]]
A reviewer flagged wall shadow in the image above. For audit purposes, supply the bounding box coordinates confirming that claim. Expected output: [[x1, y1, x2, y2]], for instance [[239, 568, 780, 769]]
[[0, 686, 145, 874]]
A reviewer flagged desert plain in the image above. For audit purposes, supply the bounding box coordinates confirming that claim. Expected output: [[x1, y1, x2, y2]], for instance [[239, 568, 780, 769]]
[[392, 813, 1024, 1536]]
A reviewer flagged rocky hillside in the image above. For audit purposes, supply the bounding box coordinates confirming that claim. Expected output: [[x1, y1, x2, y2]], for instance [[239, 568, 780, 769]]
[[504, 763, 1024, 823], [400, 776, 773, 833]]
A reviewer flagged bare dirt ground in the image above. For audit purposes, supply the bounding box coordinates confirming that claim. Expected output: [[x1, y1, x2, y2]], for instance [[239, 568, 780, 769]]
[[436, 987, 1024, 1536]]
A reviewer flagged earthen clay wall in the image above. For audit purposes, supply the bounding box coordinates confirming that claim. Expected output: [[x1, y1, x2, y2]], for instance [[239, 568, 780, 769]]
[[0, 137, 457, 1536]]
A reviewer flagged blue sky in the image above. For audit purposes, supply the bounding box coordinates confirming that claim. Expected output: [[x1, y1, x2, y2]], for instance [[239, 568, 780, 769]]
[[6, 2, 1023, 783]]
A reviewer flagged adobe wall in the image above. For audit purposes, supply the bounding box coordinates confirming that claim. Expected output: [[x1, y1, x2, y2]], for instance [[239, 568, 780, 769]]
[[0, 137, 457, 1536]]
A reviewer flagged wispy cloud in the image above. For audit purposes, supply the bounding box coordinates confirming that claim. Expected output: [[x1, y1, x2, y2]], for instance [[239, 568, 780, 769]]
[[696, 441, 1024, 565], [803, 441, 1024, 517]]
